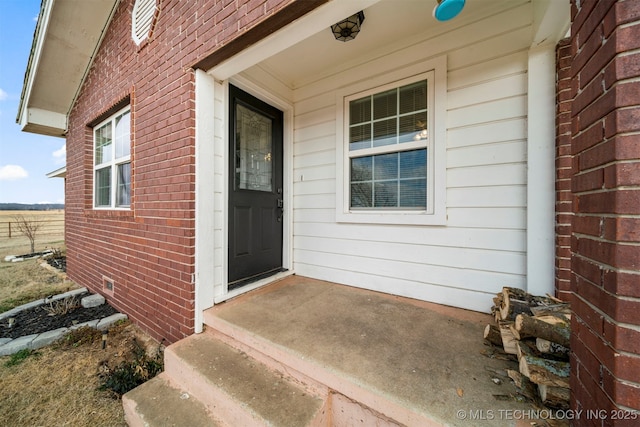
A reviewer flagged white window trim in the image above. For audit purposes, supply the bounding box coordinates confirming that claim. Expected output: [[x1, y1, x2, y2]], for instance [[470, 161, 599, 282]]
[[336, 55, 447, 225], [93, 106, 132, 210]]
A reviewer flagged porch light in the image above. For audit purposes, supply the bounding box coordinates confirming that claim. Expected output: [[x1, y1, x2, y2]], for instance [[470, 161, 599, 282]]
[[331, 11, 365, 42], [433, 0, 466, 22]]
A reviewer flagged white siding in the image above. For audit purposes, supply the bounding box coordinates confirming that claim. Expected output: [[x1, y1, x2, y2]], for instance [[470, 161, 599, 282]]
[[287, 2, 534, 312]]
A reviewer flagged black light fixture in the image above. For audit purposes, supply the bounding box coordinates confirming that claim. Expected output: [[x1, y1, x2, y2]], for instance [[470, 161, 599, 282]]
[[331, 11, 365, 42]]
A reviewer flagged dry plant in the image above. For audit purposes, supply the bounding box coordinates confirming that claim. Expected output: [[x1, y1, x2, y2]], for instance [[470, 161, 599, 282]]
[[12, 215, 42, 254], [43, 295, 80, 316]]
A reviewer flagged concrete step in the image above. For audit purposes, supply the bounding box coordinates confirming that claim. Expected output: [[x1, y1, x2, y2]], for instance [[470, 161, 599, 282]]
[[123, 373, 222, 427], [163, 332, 329, 427], [204, 305, 435, 426]]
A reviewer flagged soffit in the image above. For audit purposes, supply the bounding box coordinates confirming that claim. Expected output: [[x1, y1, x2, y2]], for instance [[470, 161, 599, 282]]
[[17, 0, 120, 136], [238, 0, 569, 90]]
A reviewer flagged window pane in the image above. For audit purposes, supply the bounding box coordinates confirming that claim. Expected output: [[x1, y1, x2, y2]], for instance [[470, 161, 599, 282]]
[[349, 97, 371, 124], [373, 88, 396, 120], [351, 182, 372, 208], [235, 104, 273, 192], [95, 167, 111, 206], [349, 124, 371, 151], [399, 81, 427, 114], [373, 118, 396, 147], [350, 150, 427, 209], [95, 122, 112, 165], [115, 111, 131, 159], [400, 149, 427, 179], [374, 181, 398, 207], [116, 162, 131, 207], [399, 111, 428, 143], [399, 179, 426, 207], [351, 156, 372, 181], [374, 153, 398, 180]]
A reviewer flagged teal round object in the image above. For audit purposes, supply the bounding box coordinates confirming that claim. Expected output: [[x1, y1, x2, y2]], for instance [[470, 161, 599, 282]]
[[433, 0, 466, 22]]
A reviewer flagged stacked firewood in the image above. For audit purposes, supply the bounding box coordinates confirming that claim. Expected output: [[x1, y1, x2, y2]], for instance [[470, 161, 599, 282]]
[[484, 287, 571, 409]]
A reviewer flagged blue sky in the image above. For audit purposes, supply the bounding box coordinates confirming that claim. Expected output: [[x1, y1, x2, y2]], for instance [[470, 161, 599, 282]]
[[0, 0, 65, 204]]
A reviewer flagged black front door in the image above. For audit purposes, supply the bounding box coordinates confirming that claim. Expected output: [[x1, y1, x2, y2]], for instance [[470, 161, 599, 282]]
[[228, 85, 284, 290]]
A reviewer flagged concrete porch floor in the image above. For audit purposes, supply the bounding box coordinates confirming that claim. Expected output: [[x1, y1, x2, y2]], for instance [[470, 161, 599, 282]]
[[205, 275, 539, 426]]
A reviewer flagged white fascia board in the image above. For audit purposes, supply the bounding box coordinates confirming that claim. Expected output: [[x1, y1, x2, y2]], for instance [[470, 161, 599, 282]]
[[46, 166, 67, 178], [209, 0, 383, 80], [20, 108, 67, 137], [16, 0, 54, 128]]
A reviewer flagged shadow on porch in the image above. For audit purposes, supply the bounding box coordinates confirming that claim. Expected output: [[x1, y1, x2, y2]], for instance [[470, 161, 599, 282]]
[[124, 276, 541, 426]]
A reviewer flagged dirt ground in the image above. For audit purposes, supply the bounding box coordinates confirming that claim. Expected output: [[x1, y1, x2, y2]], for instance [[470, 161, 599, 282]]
[[0, 320, 162, 427], [0, 226, 161, 427]]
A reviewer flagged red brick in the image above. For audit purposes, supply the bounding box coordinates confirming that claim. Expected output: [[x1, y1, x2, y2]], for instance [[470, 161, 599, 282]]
[[603, 270, 640, 299], [576, 29, 617, 91], [577, 190, 640, 215], [573, 69, 606, 114], [572, 120, 604, 154], [613, 295, 640, 325], [603, 319, 640, 354], [605, 107, 640, 137], [571, 0, 600, 37], [604, 52, 640, 88], [573, 292, 605, 334], [572, 215, 601, 237], [604, 162, 640, 187], [602, 367, 640, 410], [612, 134, 640, 160], [603, 217, 640, 242], [573, 168, 604, 192]]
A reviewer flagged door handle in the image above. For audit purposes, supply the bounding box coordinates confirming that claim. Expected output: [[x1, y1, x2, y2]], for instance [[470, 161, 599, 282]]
[[276, 199, 284, 222]]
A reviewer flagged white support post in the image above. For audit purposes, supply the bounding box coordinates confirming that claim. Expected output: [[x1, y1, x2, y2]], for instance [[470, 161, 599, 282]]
[[194, 69, 217, 333], [526, 44, 556, 297]]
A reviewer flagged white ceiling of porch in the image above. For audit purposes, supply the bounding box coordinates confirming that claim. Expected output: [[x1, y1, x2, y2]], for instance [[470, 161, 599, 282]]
[[256, 0, 517, 90]]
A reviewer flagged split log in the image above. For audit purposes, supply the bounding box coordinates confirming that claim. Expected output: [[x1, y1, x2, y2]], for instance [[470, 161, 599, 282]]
[[530, 303, 571, 318], [538, 384, 570, 409], [507, 369, 540, 403], [499, 287, 558, 321], [536, 338, 570, 360], [483, 324, 503, 347], [499, 288, 533, 321], [515, 340, 541, 361], [514, 313, 570, 348], [519, 353, 570, 388], [499, 322, 518, 355]]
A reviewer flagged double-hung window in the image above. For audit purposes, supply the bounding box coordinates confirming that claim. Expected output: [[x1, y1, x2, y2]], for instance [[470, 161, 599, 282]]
[[348, 78, 430, 210], [94, 107, 131, 209], [337, 59, 446, 225]]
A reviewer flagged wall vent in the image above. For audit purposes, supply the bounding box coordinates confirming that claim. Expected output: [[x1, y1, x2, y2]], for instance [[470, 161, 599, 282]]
[[103, 276, 115, 296], [132, 0, 157, 45]]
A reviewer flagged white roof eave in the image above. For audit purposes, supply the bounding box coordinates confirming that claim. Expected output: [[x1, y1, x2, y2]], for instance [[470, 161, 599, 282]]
[[17, 0, 121, 137]]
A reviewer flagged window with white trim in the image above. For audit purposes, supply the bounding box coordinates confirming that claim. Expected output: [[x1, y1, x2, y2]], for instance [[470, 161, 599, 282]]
[[348, 77, 431, 210], [94, 107, 131, 209], [337, 59, 446, 226]]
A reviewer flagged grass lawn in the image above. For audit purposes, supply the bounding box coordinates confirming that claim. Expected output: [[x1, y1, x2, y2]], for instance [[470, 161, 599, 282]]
[[0, 229, 161, 427]]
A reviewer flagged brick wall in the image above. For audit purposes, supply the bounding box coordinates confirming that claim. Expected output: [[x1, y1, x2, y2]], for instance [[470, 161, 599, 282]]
[[570, 0, 640, 421], [556, 38, 573, 301], [65, 0, 295, 344]]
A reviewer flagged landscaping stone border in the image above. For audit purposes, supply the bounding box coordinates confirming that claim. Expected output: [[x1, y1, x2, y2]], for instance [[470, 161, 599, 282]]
[[0, 288, 127, 356]]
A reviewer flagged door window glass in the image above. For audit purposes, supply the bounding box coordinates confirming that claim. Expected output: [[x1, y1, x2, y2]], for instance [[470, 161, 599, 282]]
[[235, 104, 273, 192]]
